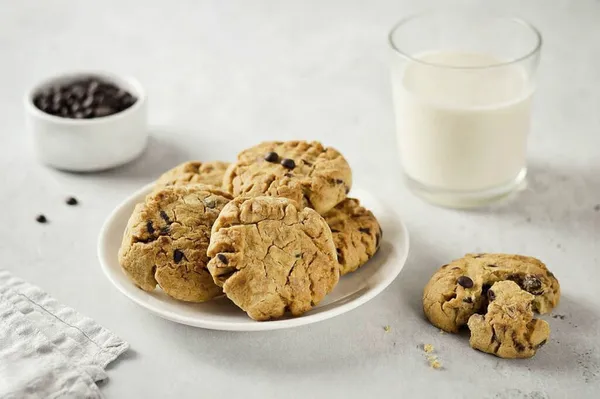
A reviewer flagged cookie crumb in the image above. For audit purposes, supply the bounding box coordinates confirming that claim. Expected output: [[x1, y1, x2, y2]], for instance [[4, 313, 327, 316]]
[[424, 344, 434, 353], [383, 325, 391, 332], [430, 359, 442, 369]]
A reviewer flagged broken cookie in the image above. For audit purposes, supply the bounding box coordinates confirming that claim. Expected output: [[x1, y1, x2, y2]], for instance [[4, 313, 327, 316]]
[[468, 281, 550, 359]]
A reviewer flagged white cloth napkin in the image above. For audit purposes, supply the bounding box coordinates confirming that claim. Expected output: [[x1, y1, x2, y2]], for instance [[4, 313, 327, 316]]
[[0, 269, 129, 399]]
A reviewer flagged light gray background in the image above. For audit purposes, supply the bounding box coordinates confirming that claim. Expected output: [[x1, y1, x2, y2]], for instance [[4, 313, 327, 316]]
[[1, 1, 598, 398]]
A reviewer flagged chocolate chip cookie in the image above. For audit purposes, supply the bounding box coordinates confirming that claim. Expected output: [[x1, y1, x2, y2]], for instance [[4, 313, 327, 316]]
[[155, 161, 230, 189], [119, 184, 232, 302], [223, 141, 352, 214], [206, 196, 340, 320], [322, 198, 382, 275], [423, 254, 560, 333], [468, 281, 550, 358]]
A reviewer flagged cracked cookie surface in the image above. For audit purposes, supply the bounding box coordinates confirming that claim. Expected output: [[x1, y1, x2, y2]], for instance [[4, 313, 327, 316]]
[[155, 161, 230, 189], [323, 198, 382, 275], [119, 184, 232, 302], [468, 281, 550, 358], [223, 141, 352, 214], [423, 253, 560, 332], [207, 196, 339, 320]]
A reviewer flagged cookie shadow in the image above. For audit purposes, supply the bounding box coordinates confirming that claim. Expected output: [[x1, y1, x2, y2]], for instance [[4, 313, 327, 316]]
[[93, 132, 191, 181], [504, 294, 600, 382], [469, 161, 600, 234]]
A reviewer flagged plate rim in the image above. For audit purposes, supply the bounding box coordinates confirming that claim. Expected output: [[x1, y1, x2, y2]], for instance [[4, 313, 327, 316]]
[[97, 183, 410, 331]]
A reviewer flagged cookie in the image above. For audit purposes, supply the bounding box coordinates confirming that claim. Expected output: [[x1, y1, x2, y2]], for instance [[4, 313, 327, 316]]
[[155, 161, 230, 189], [423, 253, 560, 333], [468, 281, 550, 358], [223, 141, 352, 214], [323, 198, 382, 275], [119, 184, 232, 302], [206, 196, 339, 320]]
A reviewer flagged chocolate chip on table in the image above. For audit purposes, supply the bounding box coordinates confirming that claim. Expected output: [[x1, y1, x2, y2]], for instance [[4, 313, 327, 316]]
[[264, 152, 279, 163], [457, 276, 474, 288], [173, 249, 184, 263], [65, 197, 78, 205], [280, 158, 295, 169], [35, 214, 47, 223], [487, 289, 496, 301], [217, 254, 229, 264], [33, 77, 137, 119]]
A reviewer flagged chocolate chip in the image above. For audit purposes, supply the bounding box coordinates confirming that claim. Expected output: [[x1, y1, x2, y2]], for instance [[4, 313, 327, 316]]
[[65, 197, 78, 206], [217, 254, 229, 264], [335, 179, 344, 184], [281, 158, 295, 169], [160, 211, 170, 222], [295, 253, 302, 258], [36, 214, 47, 223], [359, 227, 371, 234], [146, 221, 155, 234], [94, 106, 114, 117], [522, 275, 543, 295], [330, 229, 340, 233], [487, 289, 496, 301], [264, 152, 279, 163], [462, 297, 473, 303], [33, 78, 136, 119], [173, 249, 184, 263], [535, 339, 547, 349], [457, 276, 474, 288]]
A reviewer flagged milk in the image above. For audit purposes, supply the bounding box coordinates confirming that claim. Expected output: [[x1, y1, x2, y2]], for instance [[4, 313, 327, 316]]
[[392, 51, 532, 192]]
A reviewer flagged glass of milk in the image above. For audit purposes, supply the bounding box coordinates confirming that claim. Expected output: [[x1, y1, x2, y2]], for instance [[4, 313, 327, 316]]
[[389, 12, 541, 208]]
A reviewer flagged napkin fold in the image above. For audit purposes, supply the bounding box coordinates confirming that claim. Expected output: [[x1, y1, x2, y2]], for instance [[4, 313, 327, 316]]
[[0, 269, 129, 399]]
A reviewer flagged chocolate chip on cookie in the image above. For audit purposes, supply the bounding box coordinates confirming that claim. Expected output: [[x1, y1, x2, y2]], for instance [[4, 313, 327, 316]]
[[280, 158, 295, 169], [264, 152, 279, 163], [457, 276, 474, 289], [423, 253, 560, 333]]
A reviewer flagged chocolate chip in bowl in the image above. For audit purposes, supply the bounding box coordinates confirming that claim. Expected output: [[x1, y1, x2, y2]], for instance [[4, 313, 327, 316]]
[[25, 71, 148, 172], [33, 78, 137, 120]]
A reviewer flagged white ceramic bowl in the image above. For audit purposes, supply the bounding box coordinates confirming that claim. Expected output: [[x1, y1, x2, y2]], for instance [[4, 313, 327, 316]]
[[25, 71, 148, 172]]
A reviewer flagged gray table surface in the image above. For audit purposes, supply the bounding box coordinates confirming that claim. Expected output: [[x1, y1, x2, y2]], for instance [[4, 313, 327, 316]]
[[1, 0, 599, 398]]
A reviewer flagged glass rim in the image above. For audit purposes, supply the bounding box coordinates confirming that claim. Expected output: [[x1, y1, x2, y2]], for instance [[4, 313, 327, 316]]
[[388, 11, 543, 70]]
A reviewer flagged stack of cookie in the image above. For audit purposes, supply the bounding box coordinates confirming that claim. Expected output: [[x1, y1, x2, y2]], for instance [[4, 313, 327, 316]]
[[119, 141, 382, 320], [423, 254, 561, 358]]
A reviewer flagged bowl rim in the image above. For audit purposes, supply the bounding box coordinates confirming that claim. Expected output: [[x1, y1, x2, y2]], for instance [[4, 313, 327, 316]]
[[24, 70, 146, 126]]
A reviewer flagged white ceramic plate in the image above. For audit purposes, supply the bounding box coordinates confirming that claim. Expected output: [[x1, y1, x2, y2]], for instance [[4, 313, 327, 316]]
[[98, 184, 409, 331]]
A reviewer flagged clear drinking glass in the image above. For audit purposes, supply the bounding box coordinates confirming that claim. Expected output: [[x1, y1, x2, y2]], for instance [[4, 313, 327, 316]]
[[388, 11, 542, 208]]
